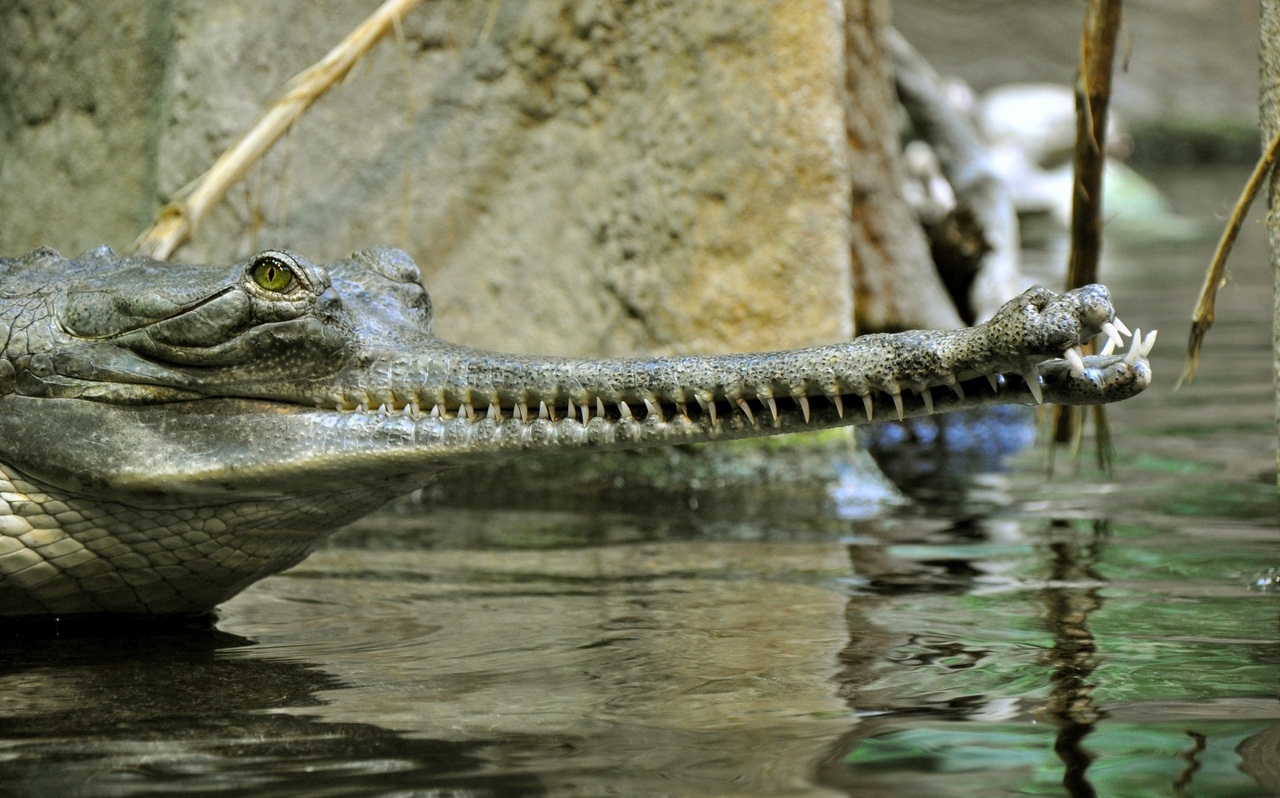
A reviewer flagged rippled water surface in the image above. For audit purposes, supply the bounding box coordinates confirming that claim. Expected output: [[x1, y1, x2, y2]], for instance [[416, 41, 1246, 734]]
[[2, 165, 1277, 797]]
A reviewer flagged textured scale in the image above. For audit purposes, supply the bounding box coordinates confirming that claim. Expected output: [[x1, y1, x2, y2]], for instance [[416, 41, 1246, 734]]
[[0, 246, 1154, 618]]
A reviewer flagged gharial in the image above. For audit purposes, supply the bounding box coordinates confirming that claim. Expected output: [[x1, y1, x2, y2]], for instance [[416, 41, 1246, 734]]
[[0, 245, 1155, 618]]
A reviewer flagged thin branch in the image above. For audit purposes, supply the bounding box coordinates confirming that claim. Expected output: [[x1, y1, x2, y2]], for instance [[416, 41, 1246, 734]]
[[134, 0, 424, 260], [1053, 0, 1122, 466], [1178, 128, 1280, 385], [1065, 0, 1123, 289]]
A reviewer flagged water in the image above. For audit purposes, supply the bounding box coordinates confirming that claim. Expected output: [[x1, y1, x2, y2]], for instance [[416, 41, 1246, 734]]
[[1, 165, 1277, 797]]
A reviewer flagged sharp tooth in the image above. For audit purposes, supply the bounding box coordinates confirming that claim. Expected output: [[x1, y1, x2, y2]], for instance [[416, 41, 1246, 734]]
[[430, 404, 443, 418], [1123, 328, 1144, 366], [1099, 337, 1117, 356], [644, 398, 664, 422], [538, 401, 550, 420], [987, 374, 999, 392], [463, 402, 476, 420], [488, 402, 501, 420], [861, 393, 874, 421], [1112, 316, 1132, 337], [921, 389, 934, 415], [565, 401, 576, 422], [1100, 321, 1125, 350], [408, 401, 422, 418], [597, 397, 606, 419], [1023, 371, 1043, 404], [891, 391, 904, 420], [618, 400, 633, 419], [676, 401, 690, 420], [798, 395, 811, 423], [736, 398, 756, 424], [1065, 346, 1086, 378], [830, 393, 844, 418], [766, 396, 778, 423], [580, 401, 590, 423], [516, 402, 529, 423], [695, 392, 718, 425], [949, 381, 965, 400], [1140, 329, 1158, 356]]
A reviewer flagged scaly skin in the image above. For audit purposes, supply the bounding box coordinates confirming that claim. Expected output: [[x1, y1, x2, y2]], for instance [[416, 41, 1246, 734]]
[[0, 246, 1154, 617]]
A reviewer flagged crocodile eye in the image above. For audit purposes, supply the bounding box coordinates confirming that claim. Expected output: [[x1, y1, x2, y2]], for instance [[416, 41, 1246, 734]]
[[251, 256, 294, 292]]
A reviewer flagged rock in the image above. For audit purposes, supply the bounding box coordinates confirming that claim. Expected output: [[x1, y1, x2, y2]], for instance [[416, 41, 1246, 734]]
[[159, 0, 857, 357]]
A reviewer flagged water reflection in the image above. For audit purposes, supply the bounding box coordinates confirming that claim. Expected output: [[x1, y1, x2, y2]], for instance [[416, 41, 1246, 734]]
[[0, 624, 545, 796], [1039, 521, 1106, 798]]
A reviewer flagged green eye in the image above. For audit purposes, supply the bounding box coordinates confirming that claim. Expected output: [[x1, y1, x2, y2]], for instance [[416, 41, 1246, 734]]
[[251, 257, 294, 292]]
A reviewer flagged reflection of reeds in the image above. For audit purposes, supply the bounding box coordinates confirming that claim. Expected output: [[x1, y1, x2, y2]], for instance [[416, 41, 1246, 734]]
[[1040, 519, 1108, 798], [134, 0, 423, 261]]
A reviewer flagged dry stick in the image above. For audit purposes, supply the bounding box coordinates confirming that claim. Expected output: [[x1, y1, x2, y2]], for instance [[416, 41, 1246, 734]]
[[1054, 0, 1123, 470], [134, 0, 425, 261], [1178, 128, 1280, 386]]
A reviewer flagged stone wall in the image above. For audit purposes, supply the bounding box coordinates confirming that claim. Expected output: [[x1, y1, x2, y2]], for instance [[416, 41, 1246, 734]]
[[2, 1, 856, 357]]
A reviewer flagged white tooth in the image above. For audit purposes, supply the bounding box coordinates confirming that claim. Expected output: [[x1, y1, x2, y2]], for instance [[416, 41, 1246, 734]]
[[766, 396, 778, 423], [1140, 329, 1158, 356], [644, 398, 664, 422], [488, 402, 501, 420], [597, 397, 606, 419], [921, 389, 934, 415], [861, 393, 874, 421], [463, 402, 476, 420], [430, 403, 443, 418], [676, 402, 689, 420], [1099, 337, 1117, 356], [538, 401, 550, 420], [1123, 329, 1144, 366], [1112, 316, 1132, 337], [950, 381, 965, 400], [798, 395, 811, 423], [708, 399, 718, 425], [1023, 371, 1043, 404], [987, 374, 999, 392], [736, 398, 756, 424], [1065, 346, 1086, 378], [580, 401, 590, 423], [379, 403, 392, 415], [516, 402, 529, 423], [1100, 321, 1125, 350], [408, 401, 422, 418], [618, 400, 632, 419], [565, 401, 575, 422], [891, 391, 904, 420], [831, 394, 844, 418]]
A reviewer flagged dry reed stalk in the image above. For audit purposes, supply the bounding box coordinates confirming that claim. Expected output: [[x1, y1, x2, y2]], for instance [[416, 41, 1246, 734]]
[[1178, 129, 1280, 385], [134, 0, 424, 260], [1053, 0, 1123, 470]]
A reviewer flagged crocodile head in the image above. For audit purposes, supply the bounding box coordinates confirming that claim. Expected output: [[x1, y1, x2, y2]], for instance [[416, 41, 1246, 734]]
[[0, 246, 1154, 617]]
